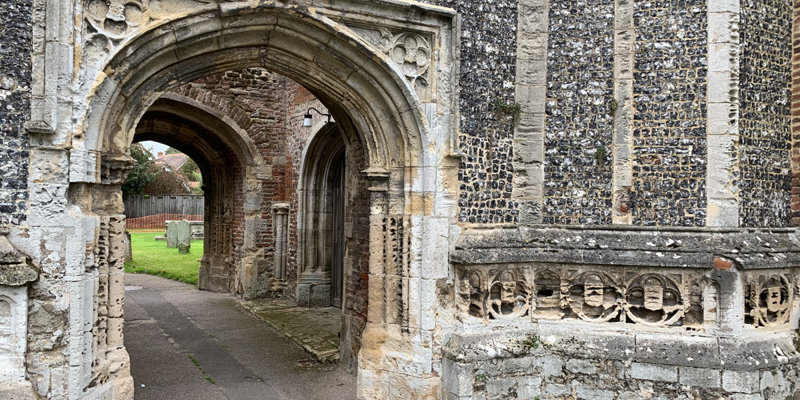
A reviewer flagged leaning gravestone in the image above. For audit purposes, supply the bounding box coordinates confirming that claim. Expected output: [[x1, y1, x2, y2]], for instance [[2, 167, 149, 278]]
[[175, 220, 192, 254], [165, 220, 179, 248]]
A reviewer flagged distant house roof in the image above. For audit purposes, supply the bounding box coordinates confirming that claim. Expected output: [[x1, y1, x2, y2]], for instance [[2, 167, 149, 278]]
[[156, 153, 189, 171]]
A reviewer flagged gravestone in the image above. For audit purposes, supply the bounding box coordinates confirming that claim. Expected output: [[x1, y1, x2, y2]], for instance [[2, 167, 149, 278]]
[[123, 231, 132, 261], [175, 220, 192, 254], [165, 220, 178, 248], [189, 221, 204, 239]]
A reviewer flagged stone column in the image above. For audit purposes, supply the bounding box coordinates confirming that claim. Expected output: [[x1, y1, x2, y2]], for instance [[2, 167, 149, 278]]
[[272, 203, 290, 281]]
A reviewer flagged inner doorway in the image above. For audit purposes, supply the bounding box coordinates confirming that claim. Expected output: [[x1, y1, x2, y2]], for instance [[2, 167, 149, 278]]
[[298, 123, 350, 309], [331, 154, 345, 308]]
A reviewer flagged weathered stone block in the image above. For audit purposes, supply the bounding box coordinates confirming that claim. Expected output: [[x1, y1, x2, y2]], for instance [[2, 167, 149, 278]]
[[679, 367, 721, 388], [566, 358, 596, 375], [629, 363, 678, 383], [165, 220, 178, 248], [178, 242, 190, 254], [575, 384, 614, 400], [485, 377, 515, 398], [722, 370, 760, 394]]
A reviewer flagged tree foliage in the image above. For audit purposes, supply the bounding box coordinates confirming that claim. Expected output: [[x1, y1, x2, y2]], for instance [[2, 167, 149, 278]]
[[122, 143, 158, 199], [143, 169, 192, 195]]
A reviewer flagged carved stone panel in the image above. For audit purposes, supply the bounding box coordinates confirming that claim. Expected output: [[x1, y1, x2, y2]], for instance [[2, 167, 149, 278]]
[[82, 0, 231, 61], [625, 273, 683, 326], [347, 26, 434, 101], [745, 274, 793, 328], [0, 289, 28, 383], [487, 269, 530, 320], [566, 271, 622, 323]]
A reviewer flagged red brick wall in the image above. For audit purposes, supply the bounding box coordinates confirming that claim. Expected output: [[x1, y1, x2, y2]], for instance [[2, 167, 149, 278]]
[[125, 213, 203, 230]]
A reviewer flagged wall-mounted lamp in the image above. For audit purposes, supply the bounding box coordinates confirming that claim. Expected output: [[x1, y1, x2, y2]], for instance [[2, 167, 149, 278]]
[[303, 107, 331, 127]]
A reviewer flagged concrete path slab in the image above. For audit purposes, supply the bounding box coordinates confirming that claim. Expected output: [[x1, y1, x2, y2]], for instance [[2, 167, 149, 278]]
[[124, 274, 356, 400]]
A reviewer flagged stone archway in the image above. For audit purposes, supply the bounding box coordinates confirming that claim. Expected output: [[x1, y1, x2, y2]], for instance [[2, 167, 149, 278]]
[[133, 96, 262, 294], [63, 3, 458, 399]]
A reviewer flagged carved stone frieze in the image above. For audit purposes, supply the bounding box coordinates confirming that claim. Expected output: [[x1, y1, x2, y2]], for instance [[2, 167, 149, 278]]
[[487, 269, 530, 320], [625, 273, 683, 326], [455, 264, 734, 330]]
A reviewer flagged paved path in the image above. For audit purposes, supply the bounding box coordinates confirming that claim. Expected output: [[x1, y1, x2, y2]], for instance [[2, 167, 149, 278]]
[[124, 274, 357, 400]]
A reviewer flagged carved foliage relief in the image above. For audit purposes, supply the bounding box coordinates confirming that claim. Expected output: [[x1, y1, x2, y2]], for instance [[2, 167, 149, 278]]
[[455, 265, 732, 330]]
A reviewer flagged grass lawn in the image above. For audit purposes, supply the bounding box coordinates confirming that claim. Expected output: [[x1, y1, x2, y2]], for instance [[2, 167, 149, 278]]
[[124, 230, 203, 285]]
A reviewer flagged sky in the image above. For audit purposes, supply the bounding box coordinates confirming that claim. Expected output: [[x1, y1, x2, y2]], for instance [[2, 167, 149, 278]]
[[139, 140, 170, 157]]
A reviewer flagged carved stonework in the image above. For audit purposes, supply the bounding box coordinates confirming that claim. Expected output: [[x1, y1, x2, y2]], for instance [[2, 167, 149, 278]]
[[347, 25, 434, 99], [625, 273, 683, 326], [457, 270, 485, 319], [82, 0, 229, 60], [100, 154, 136, 184], [746, 274, 792, 328], [377, 29, 431, 91], [567, 271, 622, 322], [455, 265, 727, 330], [487, 269, 530, 320]]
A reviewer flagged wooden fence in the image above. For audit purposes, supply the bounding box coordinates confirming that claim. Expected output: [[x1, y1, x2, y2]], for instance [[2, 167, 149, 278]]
[[124, 195, 204, 218]]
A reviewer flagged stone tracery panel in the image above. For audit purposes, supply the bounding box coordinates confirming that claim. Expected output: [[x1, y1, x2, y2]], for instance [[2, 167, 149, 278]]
[[346, 26, 435, 101], [82, 0, 233, 60]]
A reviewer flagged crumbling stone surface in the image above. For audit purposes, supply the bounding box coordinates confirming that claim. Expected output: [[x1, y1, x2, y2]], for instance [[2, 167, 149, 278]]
[[442, 327, 800, 400], [0, 0, 31, 226]]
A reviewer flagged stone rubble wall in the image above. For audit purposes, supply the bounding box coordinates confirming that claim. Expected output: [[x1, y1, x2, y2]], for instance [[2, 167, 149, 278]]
[[543, 0, 615, 225], [630, 0, 709, 227]]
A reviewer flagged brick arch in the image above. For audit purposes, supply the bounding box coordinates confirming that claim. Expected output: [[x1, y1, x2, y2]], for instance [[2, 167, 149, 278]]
[[134, 100, 252, 293]]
